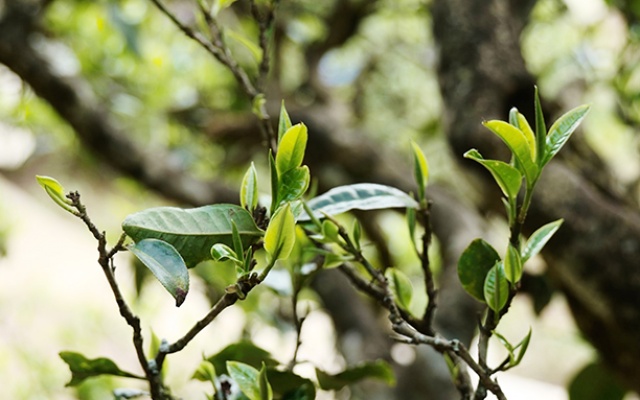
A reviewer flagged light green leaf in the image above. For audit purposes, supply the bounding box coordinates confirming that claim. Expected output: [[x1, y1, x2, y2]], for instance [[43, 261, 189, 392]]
[[316, 360, 395, 391], [482, 120, 539, 186], [192, 360, 217, 383], [122, 204, 262, 268], [407, 208, 417, 253], [259, 362, 273, 400], [457, 239, 501, 302], [278, 101, 292, 142], [59, 351, 144, 387], [516, 112, 537, 161], [386, 268, 413, 312], [484, 262, 509, 312], [514, 328, 532, 366], [36, 175, 75, 214], [227, 29, 262, 62], [276, 124, 308, 175], [521, 219, 563, 262], [128, 239, 189, 306], [534, 86, 547, 165], [278, 166, 310, 203], [264, 203, 296, 262], [464, 149, 522, 201], [210, 243, 240, 263], [351, 220, 362, 250], [322, 252, 354, 269], [241, 162, 259, 212], [298, 183, 419, 221], [228, 361, 262, 400], [504, 243, 523, 284], [410, 141, 429, 202], [269, 150, 279, 215], [541, 104, 590, 167]]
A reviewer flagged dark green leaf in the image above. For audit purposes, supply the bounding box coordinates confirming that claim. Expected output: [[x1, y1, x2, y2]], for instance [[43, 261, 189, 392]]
[[521, 219, 563, 262], [278, 166, 310, 203], [484, 262, 509, 312], [298, 183, 419, 221], [128, 239, 189, 307], [122, 204, 262, 268], [464, 149, 522, 201], [269, 150, 279, 215], [278, 101, 293, 142], [36, 175, 75, 214], [504, 243, 523, 284], [266, 369, 316, 400], [228, 361, 263, 400], [276, 124, 308, 175], [206, 342, 277, 375], [541, 104, 590, 167], [569, 362, 627, 400], [265, 203, 296, 263], [534, 86, 547, 166], [482, 120, 539, 186], [316, 360, 395, 391], [59, 351, 143, 387], [386, 268, 413, 312], [457, 239, 501, 302], [241, 162, 259, 212], [259, 363, 273, 400]]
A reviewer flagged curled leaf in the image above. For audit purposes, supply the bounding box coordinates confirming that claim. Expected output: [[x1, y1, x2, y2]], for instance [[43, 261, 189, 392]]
[[36, 175, 75, 214]]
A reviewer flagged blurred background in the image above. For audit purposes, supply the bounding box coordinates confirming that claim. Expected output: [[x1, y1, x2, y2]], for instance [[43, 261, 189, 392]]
[[1, 0, 640, 398]]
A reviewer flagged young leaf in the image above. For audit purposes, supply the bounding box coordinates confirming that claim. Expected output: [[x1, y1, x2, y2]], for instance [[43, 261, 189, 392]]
[[278, 101, 293, 142], [484, 262, 509, 312], [269, 150, 279, 214], [410, 141, 429, 202], [259, 362, 273, 400], [321, 219, 341, 242], [322, 252, 354, 269], [386, 268, 414, 312], [457, 239, 501, 302], [192, 360, 217, 383], [59, 351, 144, 387], [241, 162, 259, 212], [407, 208, 417, 253], [513, 328, 532, 366], [464, 149, 522, 201], [482, 120, 539, 186], [278, 166, 310, 203], [541, 104, 590, 167], [128, 239, 189, 306], [264, 203, 296, 263], [122, 204, 263, 268], [504, 243, 523, 284], [231, 221, 245, 263], [351, 220, 362, 250], [534, 86, 547, 166], [206, 341, 277, 375], [35, 175, 75, 214], [276, 124, 308, 175], [516, 112, 537, 161], [298, 183, 419, 221], [210, 243, 241, 263], [227, 29, 262, 62], [521, 219, 563, 262], [227, 361, 263, 400], [316, 360, 395, 391]]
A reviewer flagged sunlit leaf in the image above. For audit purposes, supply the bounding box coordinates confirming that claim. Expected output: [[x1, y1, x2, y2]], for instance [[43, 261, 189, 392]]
[[298, 183, 419, 221], [227, 29, 262, 62], [264, 203, 296, 262], [278, 101, 292, 142], [228, 361, 264, 400], [241, 162, 259, 212], [276, 124, 308, 175], [36, 175, 75, 214], [316, 360, 395, 391], [541, 104, 590, 167], [483, 262, 509, 312], [504, 243, 523, 284], [521, 219, 563, 262], [410, 140, 429, 202], [122, 204, 262, 268], [386, 268, 413, 312], [482, 120, 539, 186], [457, 239, 500, 302], [516, 111, 536, 161], [128, 239, 189, 306], [464, 149, 522, 201], [192, 360, 217, 383], [59, 351, 143, 387], [278, 166, 310, 203]]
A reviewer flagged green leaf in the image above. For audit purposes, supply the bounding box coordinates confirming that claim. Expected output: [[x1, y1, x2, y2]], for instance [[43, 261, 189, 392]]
[[269, 150, 279, 215], [122, 204, 262, 268], [298, 183, 419, 221], [534, 86, 547, 166], [241, 162, 259, 212], [504, 243, 523, 284], [278, 166, 310, 203], [541, 104, 590, 167], [316, 360, 395, 391], [513, 328, 532, 366], [36, 175, 75, 214], [278, 101, 292, 142], [407, 208, 417, 253], [210, 243, 241, 263], [521, 219, 563, 262], [482, 120, 539, 186], [206, 342, 277, 375], [228, 361, 264, 400], [464, 149, 522, 201], [59, 351, 143, 387], [321, 252, 354, 269], [516, 112, 537, 161], [231, 221, 245, 263], [266, 369, 316, 400], [192, 359, 217, 383], [259, 363, 273, 400], [457, 239, 501, 302], [276, 124, 308, 175], [386, 268, 413, 312], [410, 141, 429, 202], [483, 262, 509, 312], [351, 220, 362, 250], [493, 328, 531, 368], [128, 239, 189, 307], [227, 29, 262, 62], [264, 203, 296, 263], [569, 362, 627, 400]]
